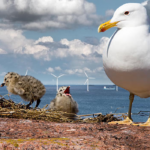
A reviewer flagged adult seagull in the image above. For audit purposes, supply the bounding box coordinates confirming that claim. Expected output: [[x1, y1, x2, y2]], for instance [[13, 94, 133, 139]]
[[98, 3, 150, 126]]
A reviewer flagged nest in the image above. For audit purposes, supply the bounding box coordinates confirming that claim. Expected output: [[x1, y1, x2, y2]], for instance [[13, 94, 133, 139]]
[[0, 96, 120, 123]]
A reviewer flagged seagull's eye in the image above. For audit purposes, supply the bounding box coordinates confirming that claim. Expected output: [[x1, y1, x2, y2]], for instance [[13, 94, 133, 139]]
[[124, 11, 129, 15]]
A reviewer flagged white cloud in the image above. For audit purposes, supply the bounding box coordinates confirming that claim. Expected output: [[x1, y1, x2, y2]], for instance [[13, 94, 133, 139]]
[[142, 1, 148, 6], [55, 66, 61, 71], [65, 69, 75, 75], [0, 48, 7, 54], [84, 67, 92, 73], [98, 37, 109, 55], [0, 28, 109, 63], [0, 0, 104, 30], [0, 29, 33, 53], [0, 72, 7, 76], [65, 69, 83, 75], [58, 37, 109, 60], [0, 28, 108, 82], [75, 69, 83, 74], [105, 9, 114, 17], [143, 1, 150, 20], [35, 36, 54, 44], [93, 67, 104, 73], [0, 26, 110, 65], [47, 67, 54, 73], [64, 67, 103, 75]]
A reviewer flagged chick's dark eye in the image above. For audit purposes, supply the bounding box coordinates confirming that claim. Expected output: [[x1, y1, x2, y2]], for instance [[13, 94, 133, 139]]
[[124, 11, 129, 15]]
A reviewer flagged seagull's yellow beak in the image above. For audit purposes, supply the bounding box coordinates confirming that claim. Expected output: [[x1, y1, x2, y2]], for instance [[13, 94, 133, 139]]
[[98, 20, 119, 33]]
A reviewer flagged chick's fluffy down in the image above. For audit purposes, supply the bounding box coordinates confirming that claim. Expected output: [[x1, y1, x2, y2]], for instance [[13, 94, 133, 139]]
[[4, 72, 46, 102]]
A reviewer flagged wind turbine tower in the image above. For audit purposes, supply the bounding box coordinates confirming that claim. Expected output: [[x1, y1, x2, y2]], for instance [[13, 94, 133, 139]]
[[116, 85, 118, 91], [51, 74, 65, 91], [84, 71, 95, 91]]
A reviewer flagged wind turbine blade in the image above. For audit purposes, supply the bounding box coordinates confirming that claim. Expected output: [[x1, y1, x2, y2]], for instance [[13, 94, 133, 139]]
[[84, 71, 88, 78], [51, 73, 57, 78], [58, 74, 65, 78], [25, 70, 28, 76], [84, 79, 88, 85], [89, 77, 95, 79]]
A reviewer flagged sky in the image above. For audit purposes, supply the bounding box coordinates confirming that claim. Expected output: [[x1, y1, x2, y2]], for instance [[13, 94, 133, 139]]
[[0, 0, 149, 85]]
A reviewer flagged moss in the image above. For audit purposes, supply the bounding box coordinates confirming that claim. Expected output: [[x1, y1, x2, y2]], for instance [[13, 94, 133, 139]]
[[38, 138, 70, 147], [13, 143, 19, 148], [16, 139, 26, 142], [0, 139, 35, 148], [0, 138, 71, 148], [90, 144, 98, 148], [43, 141, 48, 145], [50, 138, 69, 141], [4, 139, 19, 148]]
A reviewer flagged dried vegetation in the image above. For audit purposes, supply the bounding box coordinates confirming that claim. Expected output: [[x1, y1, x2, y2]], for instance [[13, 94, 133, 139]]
[[0, 96, 120, 123]]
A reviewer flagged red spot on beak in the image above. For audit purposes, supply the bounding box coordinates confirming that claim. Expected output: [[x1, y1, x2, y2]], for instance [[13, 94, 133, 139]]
[[101, 28, 106, 32]]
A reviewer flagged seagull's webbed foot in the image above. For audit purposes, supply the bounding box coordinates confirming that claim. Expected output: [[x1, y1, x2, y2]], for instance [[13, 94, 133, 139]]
[[108, 117, 133, 125], [109, 93, 135, 125], [138, 118, 150, 127]]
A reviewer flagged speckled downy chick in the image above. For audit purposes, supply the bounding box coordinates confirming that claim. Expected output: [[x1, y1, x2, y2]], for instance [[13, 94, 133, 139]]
[[1, 72, 46, 108], [1, 72, 20, 94], [48, 86, 78, 114]]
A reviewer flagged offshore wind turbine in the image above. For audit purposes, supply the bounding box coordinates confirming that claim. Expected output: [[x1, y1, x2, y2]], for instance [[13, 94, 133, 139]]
[[51, 74, 65, 91], [84, 71, 95, 91], [116, 85, 118, 91], [25, 70, 28, 75]]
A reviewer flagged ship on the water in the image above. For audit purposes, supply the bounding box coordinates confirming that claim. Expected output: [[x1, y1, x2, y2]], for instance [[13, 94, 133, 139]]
[[104, 86, 118, 91]]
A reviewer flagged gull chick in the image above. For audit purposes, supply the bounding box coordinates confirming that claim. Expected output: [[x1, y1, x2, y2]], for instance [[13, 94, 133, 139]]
[[1, 72, 46, 108], [48, 86, 78, 114]]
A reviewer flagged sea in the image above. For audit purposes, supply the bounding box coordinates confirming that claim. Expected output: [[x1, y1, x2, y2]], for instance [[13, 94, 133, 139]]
[[1, 85, 150, 123]]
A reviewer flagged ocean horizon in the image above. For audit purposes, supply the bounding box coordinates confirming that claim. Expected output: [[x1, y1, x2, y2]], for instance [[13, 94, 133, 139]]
[[1, 85, 150, 123]]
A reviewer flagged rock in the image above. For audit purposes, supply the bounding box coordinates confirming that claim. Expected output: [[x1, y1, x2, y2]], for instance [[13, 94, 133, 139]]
[[0, 118, 150, 149]]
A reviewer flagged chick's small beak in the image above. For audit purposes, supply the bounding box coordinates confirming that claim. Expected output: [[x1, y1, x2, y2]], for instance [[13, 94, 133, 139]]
[[1, 83, 5, 87], [64, 86, 70, 94], [98, 20, 119, 33], [64, 86, 71, 97]]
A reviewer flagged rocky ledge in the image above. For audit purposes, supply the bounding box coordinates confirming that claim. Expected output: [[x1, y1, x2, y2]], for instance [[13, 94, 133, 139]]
[[0, 118, 150, 150]]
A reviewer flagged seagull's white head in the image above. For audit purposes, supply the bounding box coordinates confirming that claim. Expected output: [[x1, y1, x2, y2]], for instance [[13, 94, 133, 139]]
[[98, 3, 148, 32]]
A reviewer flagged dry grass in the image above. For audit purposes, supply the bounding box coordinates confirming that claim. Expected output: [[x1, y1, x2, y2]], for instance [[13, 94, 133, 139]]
[[0, 96, 120, 123]]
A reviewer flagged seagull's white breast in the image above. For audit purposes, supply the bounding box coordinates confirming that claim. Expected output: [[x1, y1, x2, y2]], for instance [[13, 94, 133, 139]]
[[103, 25, 150, 98]]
